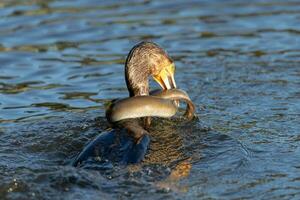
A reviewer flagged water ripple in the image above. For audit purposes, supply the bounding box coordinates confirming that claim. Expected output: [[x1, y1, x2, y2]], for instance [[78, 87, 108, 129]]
[[1, 0, 300, 199]]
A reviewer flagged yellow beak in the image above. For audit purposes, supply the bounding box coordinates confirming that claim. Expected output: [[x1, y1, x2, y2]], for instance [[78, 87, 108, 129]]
[[153, 63, 176, 90]]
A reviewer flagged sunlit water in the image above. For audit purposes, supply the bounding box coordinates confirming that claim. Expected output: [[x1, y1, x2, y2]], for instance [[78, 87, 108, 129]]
[[1, 0, 300, 199]]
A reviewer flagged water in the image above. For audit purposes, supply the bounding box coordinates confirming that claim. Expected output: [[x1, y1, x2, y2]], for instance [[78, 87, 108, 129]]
[[1, 0, 300, 199]]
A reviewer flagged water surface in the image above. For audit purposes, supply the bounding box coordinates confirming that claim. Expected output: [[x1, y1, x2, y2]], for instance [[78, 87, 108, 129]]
[[1, 0, 300, 199]]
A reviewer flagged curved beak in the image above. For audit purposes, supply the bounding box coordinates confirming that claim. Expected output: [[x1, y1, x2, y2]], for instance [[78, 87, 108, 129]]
[[153, 63, 176, 90], [153, 63, 179, 107]]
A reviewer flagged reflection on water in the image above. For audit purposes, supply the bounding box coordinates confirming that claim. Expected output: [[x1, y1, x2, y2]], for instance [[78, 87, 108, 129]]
[[1, 0, 300, 199]]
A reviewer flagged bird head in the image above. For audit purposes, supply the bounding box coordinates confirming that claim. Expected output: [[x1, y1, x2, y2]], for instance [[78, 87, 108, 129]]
[[125, 41, 177, 97]]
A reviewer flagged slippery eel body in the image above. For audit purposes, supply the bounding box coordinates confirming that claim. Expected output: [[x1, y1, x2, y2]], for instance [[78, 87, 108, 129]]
[[73, 89, 195, 167], [107, 89, 195, 123]]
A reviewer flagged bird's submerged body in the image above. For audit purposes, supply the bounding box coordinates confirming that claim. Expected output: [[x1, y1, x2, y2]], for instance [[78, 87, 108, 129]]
[[72, 128, 150, 167]]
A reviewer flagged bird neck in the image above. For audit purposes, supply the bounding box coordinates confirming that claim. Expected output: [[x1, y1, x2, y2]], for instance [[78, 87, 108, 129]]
[[125, 59, 150, 97], [125, 74, 149, 97]]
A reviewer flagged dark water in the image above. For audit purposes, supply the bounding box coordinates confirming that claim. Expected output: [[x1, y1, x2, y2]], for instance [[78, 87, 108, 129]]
[[1, 0, 300, 199]]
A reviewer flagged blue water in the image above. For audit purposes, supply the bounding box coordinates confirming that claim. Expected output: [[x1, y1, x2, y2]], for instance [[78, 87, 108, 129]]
[[0, 0, 300, 199]]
